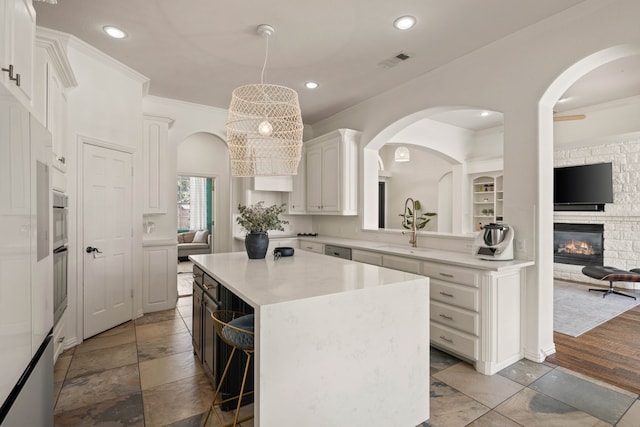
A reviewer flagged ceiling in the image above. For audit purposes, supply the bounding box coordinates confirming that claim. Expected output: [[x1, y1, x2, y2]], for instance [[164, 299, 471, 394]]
[[33, 0, 640, 128]]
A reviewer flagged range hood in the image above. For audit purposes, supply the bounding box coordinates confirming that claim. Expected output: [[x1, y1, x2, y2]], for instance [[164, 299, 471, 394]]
[[249, 176, 293, 192]]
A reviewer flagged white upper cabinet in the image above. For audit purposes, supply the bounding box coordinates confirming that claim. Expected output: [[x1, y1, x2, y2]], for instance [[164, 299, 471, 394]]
[[305, 129, 360, 215], [143, 114, 173, 214], [1, 0, 36, 107], [288, 150, 306, 214], [34, 29, 78, 178]]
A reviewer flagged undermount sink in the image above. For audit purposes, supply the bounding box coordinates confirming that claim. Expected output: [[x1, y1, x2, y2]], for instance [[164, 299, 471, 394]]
[[374, 245, 431, 256]]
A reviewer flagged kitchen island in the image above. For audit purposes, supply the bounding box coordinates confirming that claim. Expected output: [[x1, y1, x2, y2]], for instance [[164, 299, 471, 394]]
[[190, 250, 430, 427]]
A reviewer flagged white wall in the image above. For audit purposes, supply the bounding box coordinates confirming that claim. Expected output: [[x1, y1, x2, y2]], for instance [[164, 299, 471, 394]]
[[62, 35, 148, 345], [308, 0, 640, 363]]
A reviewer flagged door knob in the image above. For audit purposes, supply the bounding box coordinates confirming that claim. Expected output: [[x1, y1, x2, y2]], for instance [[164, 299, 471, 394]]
[[86, 246, 103, 254]]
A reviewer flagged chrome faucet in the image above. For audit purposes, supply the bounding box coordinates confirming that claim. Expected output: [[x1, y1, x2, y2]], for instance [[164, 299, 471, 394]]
[[401, 197, 418, 247]]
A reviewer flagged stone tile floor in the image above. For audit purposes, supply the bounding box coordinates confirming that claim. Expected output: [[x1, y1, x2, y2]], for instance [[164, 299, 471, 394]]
[[177, 260, 193, 297], [54, 293, 640, 426]]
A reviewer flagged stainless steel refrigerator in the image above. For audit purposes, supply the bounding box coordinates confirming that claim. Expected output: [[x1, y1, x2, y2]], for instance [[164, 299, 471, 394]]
[[0, 87, 55, 426]]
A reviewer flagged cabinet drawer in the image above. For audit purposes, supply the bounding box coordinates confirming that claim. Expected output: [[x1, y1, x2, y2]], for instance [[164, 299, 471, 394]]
[[352, 249, 383, 266], [382, 254, 421, 274], [324, 244, 352, 259], [193, 265, 204, 286], [431, 323, 478, 361], [299, 240, 323, 254], [430, 301, 478, 336], [430, 279, 479, 311], [423, 261, 478, 287], [203, 273, 219, 293]]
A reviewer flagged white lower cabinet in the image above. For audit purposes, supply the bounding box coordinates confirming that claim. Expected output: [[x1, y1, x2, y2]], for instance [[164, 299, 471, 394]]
[[351, 249, 382, 266], [142, 242, 178, 312], [382, 254, 421, 274], [53, 312, 65, 362], [319, 241, 524, 375], [423, 260, 521, 375], [298, 239, 323, 254], [431, 323, 479, 361]]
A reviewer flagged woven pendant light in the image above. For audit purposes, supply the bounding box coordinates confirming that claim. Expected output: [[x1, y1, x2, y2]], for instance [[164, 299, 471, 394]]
[[227, 25, 304, 177]]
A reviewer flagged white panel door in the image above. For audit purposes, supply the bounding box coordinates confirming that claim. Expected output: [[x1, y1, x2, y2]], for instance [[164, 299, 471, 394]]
[[83, 143, 133, 338]]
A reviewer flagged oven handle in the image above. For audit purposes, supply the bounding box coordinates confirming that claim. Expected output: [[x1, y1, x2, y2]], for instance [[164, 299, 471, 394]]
[[53, 246, 68, 254]]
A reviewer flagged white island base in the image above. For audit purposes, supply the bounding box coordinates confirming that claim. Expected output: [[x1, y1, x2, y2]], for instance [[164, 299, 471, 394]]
[[191, 251, 430, 427]]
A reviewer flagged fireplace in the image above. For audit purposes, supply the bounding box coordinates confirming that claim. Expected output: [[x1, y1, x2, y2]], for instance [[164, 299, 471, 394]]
[[554, 223, 604, 266]]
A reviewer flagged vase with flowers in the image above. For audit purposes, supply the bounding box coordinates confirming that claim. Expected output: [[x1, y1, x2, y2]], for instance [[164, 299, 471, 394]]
[[237, 201, 288, 259]]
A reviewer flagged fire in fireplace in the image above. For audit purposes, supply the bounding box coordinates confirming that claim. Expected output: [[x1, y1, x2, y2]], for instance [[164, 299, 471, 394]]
[[554, 223, 604, 266]]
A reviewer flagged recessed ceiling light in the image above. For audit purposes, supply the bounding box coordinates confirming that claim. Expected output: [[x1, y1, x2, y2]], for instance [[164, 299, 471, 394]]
[[480, 111, 490, 117], [103, 25, 127, 39], [557, 97, 570, 103], [305, 81, 319, 89], [393, 16, 416, 30]]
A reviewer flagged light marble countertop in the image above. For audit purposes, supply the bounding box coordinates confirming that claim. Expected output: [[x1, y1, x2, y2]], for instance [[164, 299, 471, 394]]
[[189, 250, 426, 307], [190, 250, 430, 426], [297, 235, 534, 272]]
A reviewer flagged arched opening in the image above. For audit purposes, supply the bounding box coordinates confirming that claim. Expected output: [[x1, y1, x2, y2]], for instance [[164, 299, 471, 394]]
[[363, 106, 504, 236], [537, 45, 640, 371], [176, 132, 231, 255]]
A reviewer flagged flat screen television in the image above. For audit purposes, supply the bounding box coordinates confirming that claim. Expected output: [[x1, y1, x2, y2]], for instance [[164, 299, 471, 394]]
[[554, 162, 613, 211]]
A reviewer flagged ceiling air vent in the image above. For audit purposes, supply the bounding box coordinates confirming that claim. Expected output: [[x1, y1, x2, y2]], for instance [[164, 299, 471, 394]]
[[378, 52, 412, 69]]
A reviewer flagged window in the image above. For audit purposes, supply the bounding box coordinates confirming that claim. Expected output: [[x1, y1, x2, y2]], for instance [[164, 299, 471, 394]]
[[177, 176, 212, 232]]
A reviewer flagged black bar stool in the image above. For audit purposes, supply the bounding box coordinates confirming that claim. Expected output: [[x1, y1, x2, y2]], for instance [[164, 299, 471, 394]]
[[202, 310, 255, 427]]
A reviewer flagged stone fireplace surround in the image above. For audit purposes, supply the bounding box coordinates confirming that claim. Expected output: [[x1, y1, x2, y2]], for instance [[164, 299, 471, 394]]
[[554, 139, 640, 289]]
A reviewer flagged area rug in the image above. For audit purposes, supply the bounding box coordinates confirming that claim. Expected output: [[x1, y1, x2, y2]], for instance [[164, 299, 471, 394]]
[[554, 280, 640, 337]]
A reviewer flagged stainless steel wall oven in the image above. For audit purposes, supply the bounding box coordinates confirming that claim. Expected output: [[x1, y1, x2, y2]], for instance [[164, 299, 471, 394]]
[[52, 191, 68, 325]]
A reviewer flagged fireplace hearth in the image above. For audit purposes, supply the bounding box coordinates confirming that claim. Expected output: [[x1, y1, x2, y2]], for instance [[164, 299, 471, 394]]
[[554, 223, 604, 266]]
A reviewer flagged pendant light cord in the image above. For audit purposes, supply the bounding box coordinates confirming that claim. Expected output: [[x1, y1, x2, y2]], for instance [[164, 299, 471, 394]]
[[260, 32, 269, 84]]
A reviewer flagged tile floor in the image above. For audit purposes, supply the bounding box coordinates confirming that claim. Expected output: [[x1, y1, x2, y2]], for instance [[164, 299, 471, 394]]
[[53, 293, 640, 426], [177, 260, 193, 297]]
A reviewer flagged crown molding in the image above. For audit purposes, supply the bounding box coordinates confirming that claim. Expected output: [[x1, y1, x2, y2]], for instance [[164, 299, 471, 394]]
[[36, 26, 150, 93], [35, 26, 77, 88]]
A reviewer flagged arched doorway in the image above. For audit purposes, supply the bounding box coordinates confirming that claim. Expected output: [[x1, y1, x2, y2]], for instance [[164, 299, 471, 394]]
[[177, 132, 231, 254], [537, 45, 640, 369]]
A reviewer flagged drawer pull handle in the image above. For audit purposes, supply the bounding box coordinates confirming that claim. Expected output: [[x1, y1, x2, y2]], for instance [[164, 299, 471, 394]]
[[439, 314, 454, 321], [439, 291, 454, 298], [439, 272, 454, 278], [439, 335, 453, 343]]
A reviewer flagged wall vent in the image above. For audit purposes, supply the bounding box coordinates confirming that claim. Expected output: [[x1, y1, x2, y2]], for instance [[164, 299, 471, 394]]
[[378, 52, 412, 68]]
